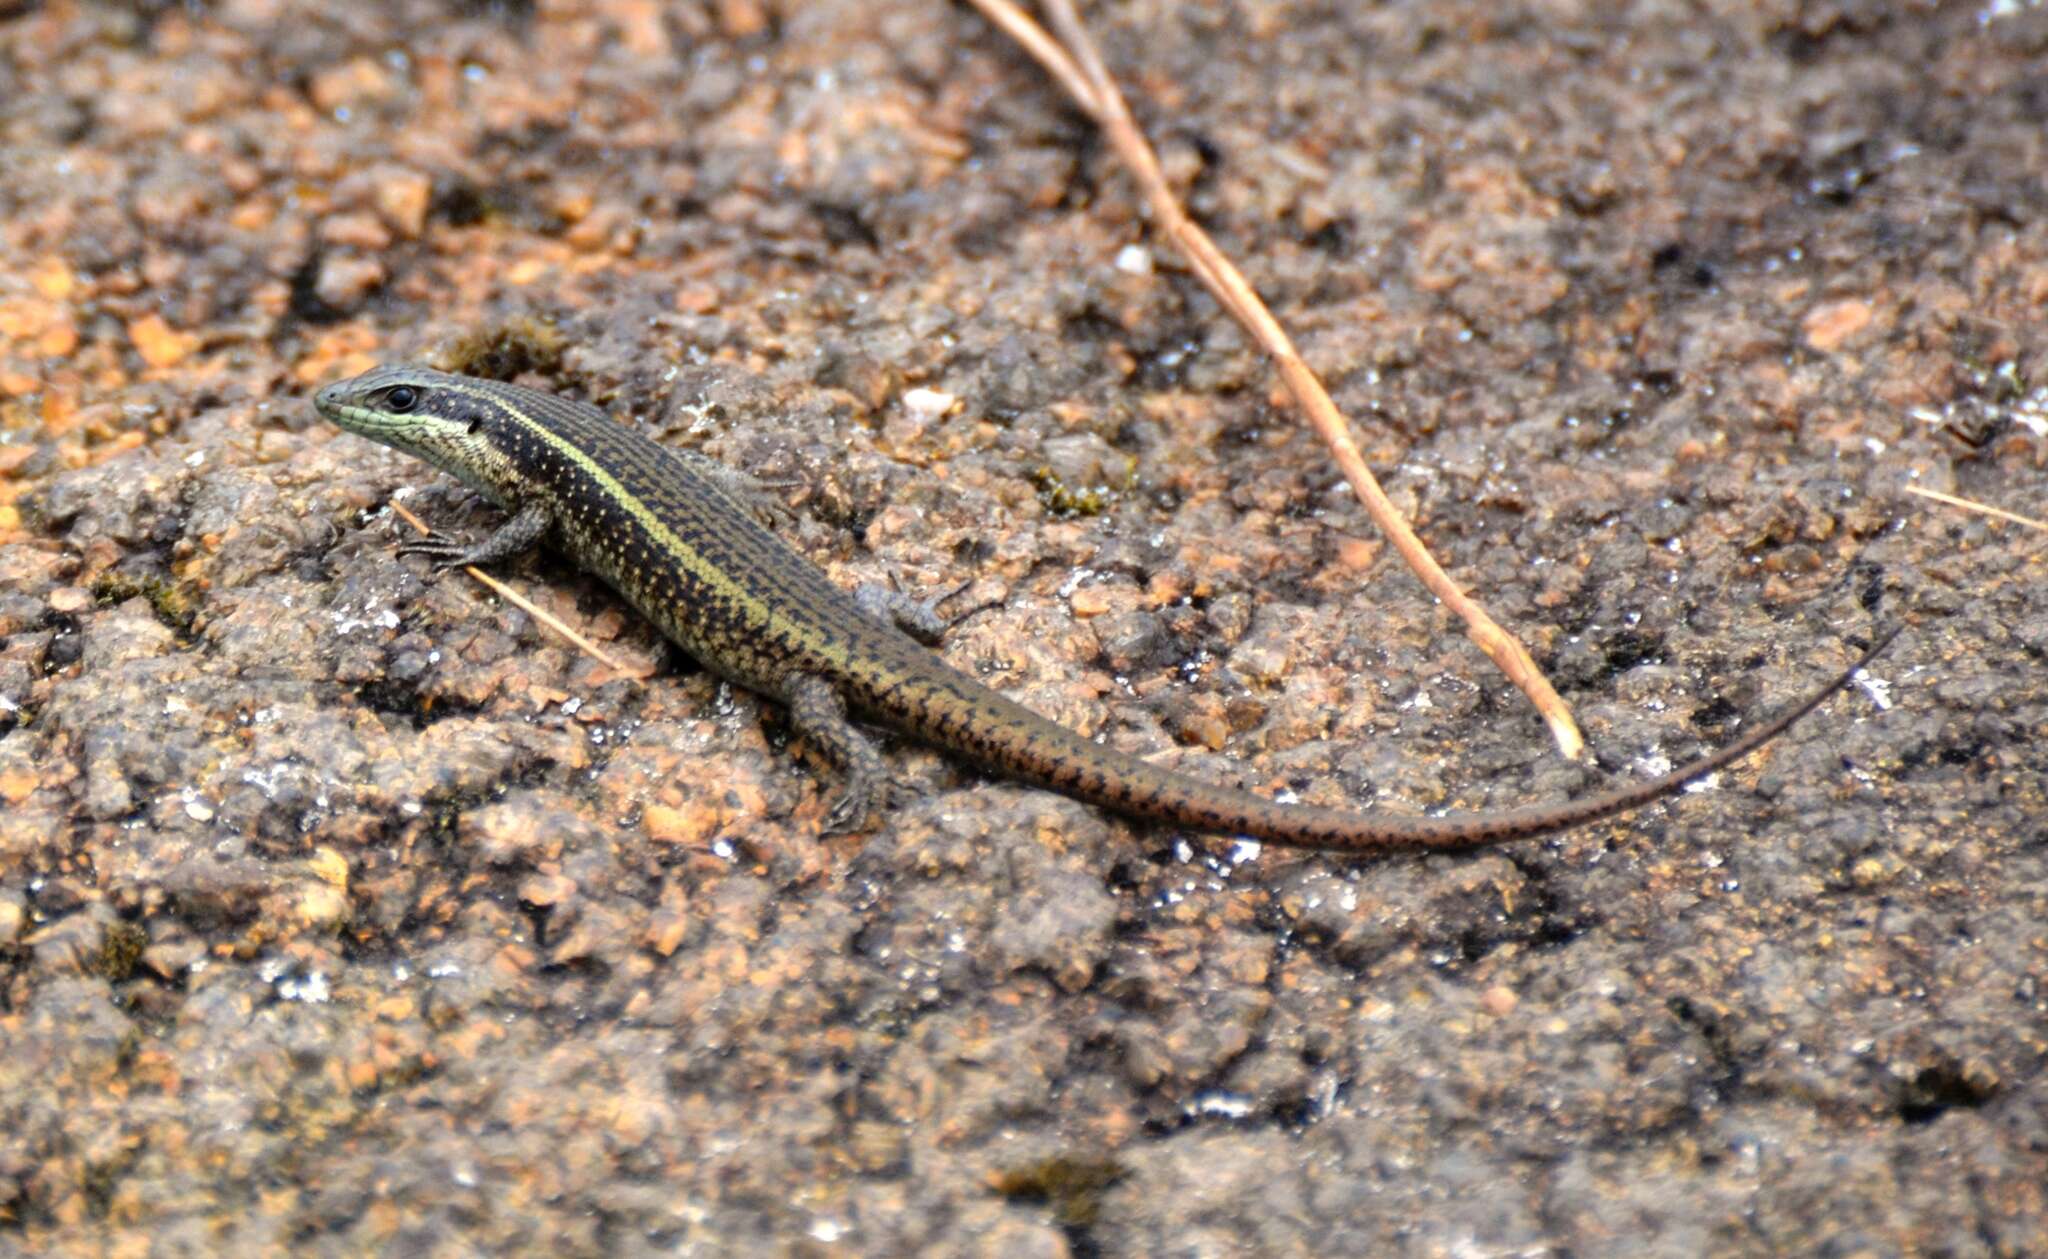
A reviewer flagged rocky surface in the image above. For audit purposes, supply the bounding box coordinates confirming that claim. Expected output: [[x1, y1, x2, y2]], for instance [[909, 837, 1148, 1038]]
[[1, 1, 2043, 1255]]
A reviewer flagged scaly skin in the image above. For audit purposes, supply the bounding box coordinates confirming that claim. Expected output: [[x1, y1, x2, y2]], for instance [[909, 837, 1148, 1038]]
[[314, 365, 1895, 853]]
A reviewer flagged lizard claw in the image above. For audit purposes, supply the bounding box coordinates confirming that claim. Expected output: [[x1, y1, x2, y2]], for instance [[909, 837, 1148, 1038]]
[[396, 531, 475, 570], [822, 784, 876, 835], [856, 583, 953, 645]]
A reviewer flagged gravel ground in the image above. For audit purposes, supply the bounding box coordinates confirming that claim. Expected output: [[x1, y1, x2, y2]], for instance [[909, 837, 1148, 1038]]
[[1, 1, 2044, 1255]]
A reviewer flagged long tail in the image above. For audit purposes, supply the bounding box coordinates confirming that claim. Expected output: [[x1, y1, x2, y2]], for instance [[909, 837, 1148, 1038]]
[[901, 626, 1900, 854]]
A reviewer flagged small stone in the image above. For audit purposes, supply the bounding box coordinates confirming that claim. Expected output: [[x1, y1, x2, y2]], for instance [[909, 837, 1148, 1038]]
[[0, 766, 36, 806], [308, 55, 397, 111], [1038, 432, 1123, 489], [127, 313, 196, 368], [1175, 710, 1229, 751], [308, 846, 350, 888], [1096, 610, 1165, 673], [643, 800, 722, 846], [1803, 298, 1873, 352], [1228, 637, 1293, 686], [903, 387, 957, 420], [297, 880, 350, 930], [372, 167, 433, 237], [140, 937, 204, 980], [1333, 536, 1380, 571], [518, 873, 576, 907], [319, 212, 393, 250], [643, 908, 689, 957], [30, 255, 75, 300], [675, 285, 719, 314], [716, 0, 769, 38], [1069, 586, 1115, 618], [314, 255, 387, 311]]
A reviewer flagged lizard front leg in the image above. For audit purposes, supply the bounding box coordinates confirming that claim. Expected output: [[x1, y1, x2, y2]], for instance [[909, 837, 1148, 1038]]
[[396, 501, 552, 571]]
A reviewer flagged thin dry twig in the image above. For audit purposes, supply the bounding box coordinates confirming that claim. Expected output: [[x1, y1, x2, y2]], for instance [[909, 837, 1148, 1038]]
[[1904, 484, 2048, 534], [388, 500, 648, 676], [961, 0, 1587, 756]]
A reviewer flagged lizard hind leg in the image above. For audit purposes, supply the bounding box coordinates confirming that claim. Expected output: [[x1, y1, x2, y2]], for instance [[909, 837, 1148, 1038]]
[[855, 584, 947, 644], [855, 581, 975, 645], [782, 673, 889, 834], [674, 449, 797, 530]]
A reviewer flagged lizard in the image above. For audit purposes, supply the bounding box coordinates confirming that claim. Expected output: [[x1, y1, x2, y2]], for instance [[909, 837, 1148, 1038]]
[[314, 364, 1896, 854]]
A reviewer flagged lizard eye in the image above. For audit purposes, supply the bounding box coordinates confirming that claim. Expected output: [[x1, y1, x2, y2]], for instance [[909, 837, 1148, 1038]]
[[385, 385, 419, 413]]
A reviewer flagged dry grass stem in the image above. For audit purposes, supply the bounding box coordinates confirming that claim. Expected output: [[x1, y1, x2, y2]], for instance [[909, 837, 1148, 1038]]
[[1904, 484, 2048, 534], [962, 0, 1586, 756]]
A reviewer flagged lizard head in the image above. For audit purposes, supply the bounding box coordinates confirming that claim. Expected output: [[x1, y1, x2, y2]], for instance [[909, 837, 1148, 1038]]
[[314, 364, 514, 501]]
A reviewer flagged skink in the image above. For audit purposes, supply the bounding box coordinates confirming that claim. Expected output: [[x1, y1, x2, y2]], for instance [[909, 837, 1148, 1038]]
[[314, 365, 1894, 853]]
